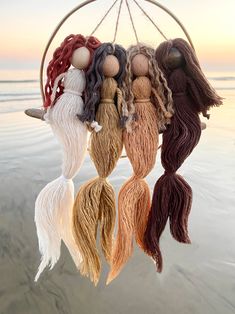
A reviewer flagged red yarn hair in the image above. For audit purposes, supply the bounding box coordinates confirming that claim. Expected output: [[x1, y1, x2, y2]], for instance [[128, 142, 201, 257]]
[[44, 34, 101, 108]]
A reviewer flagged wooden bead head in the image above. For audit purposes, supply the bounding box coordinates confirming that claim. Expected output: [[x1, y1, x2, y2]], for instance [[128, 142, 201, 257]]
[[70, 46, 91, 69], [131, 53, 149, 76], [102, 55, 120, 77], [165, 47, 185, 70]]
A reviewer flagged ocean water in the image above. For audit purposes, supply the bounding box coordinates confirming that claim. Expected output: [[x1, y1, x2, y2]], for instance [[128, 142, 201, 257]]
[[0, 69, 234, 314]]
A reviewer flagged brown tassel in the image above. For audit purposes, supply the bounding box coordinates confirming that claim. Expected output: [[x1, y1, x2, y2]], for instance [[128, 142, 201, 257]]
[[108, 44, 173, 283], [107, 53, 172, 283], [144, 38, 222, 272]]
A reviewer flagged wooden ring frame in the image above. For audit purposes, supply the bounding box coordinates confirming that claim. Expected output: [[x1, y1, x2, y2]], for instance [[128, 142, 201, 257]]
[[39, 0, 194, 102]]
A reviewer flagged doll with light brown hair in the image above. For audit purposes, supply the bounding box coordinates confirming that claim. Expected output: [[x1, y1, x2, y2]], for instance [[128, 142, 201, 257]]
[[107, 44, 173, 283], [73, 43, 126, 286]]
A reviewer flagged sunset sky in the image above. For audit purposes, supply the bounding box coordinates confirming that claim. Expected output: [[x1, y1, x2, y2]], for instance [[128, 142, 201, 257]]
[[0, 0, 234, 71]]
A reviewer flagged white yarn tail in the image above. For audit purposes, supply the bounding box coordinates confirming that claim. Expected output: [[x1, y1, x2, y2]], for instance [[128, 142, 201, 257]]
[[60, 191, 82, 269], [34, 176, 81, 281], [34, 69, 87, 280]]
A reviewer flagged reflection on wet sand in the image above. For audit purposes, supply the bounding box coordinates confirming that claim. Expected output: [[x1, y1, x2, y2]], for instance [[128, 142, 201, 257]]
[[0, 87, 235, 314]]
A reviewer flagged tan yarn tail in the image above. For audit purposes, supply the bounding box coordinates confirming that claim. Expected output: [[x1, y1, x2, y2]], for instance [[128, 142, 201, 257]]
[[73, 176, 116, 285], [99, 179, 116, 264], [133, 179, 151, 250], [107, 176, 150, 284], [73, 177, 103, 286]]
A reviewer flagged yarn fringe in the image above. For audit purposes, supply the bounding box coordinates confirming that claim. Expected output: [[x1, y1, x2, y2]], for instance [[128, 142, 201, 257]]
[[35, 177, 81, 281], [73, 177, 116, 286], [144, 173, 192, 272], [107, 176, 151, 284]]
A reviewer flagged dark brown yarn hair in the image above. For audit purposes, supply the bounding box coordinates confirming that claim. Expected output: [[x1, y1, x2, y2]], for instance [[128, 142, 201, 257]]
[[144, 38, 222, 272], [79, 42, 127, 123], [154, 38, 222, 117]]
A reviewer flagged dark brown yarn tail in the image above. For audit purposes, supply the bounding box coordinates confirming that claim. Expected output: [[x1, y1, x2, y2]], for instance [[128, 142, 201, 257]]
[[166, 172, 192, 243], [144, 171, 192, 271]]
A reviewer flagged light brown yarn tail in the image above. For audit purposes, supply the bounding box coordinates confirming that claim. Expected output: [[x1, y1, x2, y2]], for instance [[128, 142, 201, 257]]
[[107, 176, 151, 284], [73, 176, 116, 285], [73, 177, 103, 286], [99, 179, 116, 264], [133, 179, 151, 250]]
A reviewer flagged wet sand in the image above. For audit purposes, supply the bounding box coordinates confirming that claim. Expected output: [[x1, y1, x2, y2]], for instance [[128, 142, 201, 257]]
[[0, 88, 235, 314]]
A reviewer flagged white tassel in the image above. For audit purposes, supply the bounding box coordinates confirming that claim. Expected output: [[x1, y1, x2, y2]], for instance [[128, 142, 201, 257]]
[[90, 120, 102, 132], [35, 68, 88, 280]]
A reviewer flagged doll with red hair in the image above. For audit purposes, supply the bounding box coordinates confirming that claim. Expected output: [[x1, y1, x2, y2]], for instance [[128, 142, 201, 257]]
[[25, 34, 101, 280]]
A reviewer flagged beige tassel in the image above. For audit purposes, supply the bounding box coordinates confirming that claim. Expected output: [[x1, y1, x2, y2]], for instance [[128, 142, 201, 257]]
[[73, 78, 123, 285]]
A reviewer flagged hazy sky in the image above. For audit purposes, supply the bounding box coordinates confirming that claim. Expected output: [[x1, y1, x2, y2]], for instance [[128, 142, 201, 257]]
[[0, 0, 234, 71]]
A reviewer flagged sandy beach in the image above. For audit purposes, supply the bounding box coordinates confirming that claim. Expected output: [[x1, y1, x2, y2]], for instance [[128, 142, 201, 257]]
[[0, 71, 235, 314]]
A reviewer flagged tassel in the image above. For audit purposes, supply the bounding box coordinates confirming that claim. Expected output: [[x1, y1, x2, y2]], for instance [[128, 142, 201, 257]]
[[108, 44, 173, 283], [73, 43, 126, 285], [35, 68, 88, 280], [90, 120, 102, 132], [73, 176, 116, 285], [107, 176, 151, 284], [35, 176, 76, 281], [144, 38, 223, 272], [73, 93, 123, 285], [107, 99, 158, 283]]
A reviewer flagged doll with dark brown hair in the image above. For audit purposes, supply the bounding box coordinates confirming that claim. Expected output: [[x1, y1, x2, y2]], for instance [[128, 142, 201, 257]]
[[107, 44, 173, 283], [144, 38, 222, 272], [73, 43, 126, 285]]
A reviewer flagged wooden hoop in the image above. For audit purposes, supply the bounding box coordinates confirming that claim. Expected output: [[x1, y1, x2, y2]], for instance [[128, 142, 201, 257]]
[[39, 0, 194, 102]]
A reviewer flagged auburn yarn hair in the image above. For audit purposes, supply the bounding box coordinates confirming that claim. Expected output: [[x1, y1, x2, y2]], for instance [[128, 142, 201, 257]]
[[73, 43, 126, 285], [107, 44, 173, 284], [44, 34, 101, 108], [79, 43, 127, 123], [144, 38, 222, 272]]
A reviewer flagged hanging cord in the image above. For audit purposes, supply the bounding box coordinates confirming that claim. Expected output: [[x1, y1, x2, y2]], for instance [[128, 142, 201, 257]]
[[39, 0, 194, 101], [89, 0, 119, 37], [125, 0, 139, 43], [132, 0, 167, 40], [112, 0, 124, 43]]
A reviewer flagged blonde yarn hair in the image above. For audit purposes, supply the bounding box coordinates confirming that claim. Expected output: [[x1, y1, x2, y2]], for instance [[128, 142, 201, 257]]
[[121, 43, 173, 131]]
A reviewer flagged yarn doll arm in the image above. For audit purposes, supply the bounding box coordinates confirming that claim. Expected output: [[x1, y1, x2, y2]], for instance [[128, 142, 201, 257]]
[[116, 87, 123, 117], [151, 87, 173, 120], [117, 87, 130, 128], [24, 72, 67, 121], [187, 76, 210, 119], [42, 72, 67, 123], [50, 72, 67, 104], [152, 81, 206, 133]]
